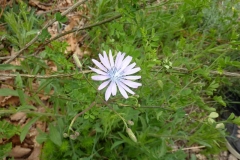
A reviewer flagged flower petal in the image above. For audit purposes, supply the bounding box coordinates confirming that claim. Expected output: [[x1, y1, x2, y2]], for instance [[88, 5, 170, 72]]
[[118, 56, 132, 72], [103, 51, 112, 69], [123, 76, 141, 80], [122, 63, 136, 73], [116, 82, 128, 99], [98, 80, 111, 90], [99, 53, 111, 70], [109, 50, 115, 67], [105, 85, 112, 101], [114, 52, 122, 66], [118, 81, 135, 95], [123, 67, 141, 76], [92, 59, 108, 72], [89, 67, 107, 75], [111, 82, 117, 96], [115, 52, 125, 69], [120, 79, 142, 88], [92, 75, 109, 81]]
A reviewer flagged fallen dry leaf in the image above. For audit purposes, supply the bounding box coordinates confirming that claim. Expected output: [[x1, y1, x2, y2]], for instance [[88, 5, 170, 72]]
[[27, 147, 41, 160], [9, 145, 32, 158], [11, 135, 21, 145], [10, 112, 26, 121], [29, 0, 52, 10], [0, 96, 20, 107]]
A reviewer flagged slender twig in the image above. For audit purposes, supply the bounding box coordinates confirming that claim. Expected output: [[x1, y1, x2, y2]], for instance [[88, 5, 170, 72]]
[[0, 109, 63, 117], [3, 0, 88, 64], [37, 7, 90, 20], [0, 70, 92, 79], [171, 145, 205, 152], [172, 67, 240, 77], [50, 14, 122, 42]]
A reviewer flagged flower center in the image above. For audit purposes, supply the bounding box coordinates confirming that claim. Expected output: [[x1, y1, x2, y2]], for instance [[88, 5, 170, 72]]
[[108, 67, 122, 82]]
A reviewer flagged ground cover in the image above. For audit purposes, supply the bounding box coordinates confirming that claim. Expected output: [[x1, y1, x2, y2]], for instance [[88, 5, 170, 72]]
[[0, 0, 240, 159]]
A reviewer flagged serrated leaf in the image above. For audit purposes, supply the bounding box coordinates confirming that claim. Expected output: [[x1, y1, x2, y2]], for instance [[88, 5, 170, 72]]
[[55, 12, 67, 23], [111, 140, 125, 150], [49, 123, 62, 146], [26, 30, 38, 36], [213, 96, 226, 107], [0, 88, 18, 96], [36, 131, 48, 144], [20, 117, 39, 142], [118, 132, 135, 145], [16, 73, 26, 105], [39, 28, 51, 41], [0, 143, 12, 158], [35, 79, 53, 95]]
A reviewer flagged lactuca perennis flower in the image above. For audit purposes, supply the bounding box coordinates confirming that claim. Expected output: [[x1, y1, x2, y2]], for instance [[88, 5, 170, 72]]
[[90, 50, 141, 101]]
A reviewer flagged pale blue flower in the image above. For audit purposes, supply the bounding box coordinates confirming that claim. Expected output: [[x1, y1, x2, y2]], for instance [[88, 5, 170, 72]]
[[90, 50, 141, 101]]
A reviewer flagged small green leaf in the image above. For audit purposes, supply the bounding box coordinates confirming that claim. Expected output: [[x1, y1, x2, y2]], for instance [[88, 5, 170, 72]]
[[208, 118, 215, 124], [111, 140, 125, 150], [213, 96, 226, 107], [49, 123, 62, 146], [55, 12, 67, 23], [233, 117, 240, 125], [35, 79, 53, 95], [20, 117, 39, 142], [157, 80, 163, 89], [159, 138, 167, 157], [156, 111, 163, 121], [208, 112, 219, 119], [0, 88, 18, 96], [26, 30, 39, 36], [216, 123, 224, 129], [181, 88, 192, 96], [17, 105, 37, 111], [228, 113, 235, 120]]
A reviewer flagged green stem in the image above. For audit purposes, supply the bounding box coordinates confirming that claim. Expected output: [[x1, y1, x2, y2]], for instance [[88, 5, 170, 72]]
[[68, 101, 96, 134]]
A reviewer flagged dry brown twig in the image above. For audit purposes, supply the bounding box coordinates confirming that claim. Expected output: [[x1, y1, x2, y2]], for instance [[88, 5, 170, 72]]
[[171, 145, 205, 152], [172, 67, 240, 78], [0, 70, 92, 80]]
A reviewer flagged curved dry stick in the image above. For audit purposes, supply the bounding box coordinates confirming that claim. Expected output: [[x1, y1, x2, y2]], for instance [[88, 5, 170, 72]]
[[32, 14, 122, 56]]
